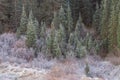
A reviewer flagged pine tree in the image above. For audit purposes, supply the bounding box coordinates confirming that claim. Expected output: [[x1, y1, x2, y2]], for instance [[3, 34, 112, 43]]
[[75, 39, 87, 58], [99, 0, 111, 52], [108, 0, 119, 50], [108, 0, 115, 50], [40, 21, 46, 52], [117, 3, 120, 48], [16, 5, 27, 37], [46, 26, 55, 56], [52, 31, 62, 58], [59, 5, 67, 27], [92, 2, 101, 35], [68, 32, 76, 47], [84, 33, 93, 52], [67, 2, 74, 34], [68, 13, 84, 54], [34, 18, 40, 39], [26, 10, 36, 48], [75, 13, 83, 40], [58, 23, 67, 56], [40, 21, 46, 39], [53, 11, 60, 29], [59, 5, 69, 42]]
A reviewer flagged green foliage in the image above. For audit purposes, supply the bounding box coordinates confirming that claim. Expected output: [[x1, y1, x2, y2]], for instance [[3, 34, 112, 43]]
[[67, 2, 74, 34], [92, 2, 101, 35], [75, 39, 87, 58], [26, 10, 36, 48], [46, 23, 66, 58], [34, 18, 40, 39], [84, 33, 93, 51], [40, 21, 46, 39], [99, 0, 120, 52], [16, 6, 27, 37], [75, 13, 83, 40], [52, 31, 62, 58], [40, 21, 47, 53], [59, 6, 67, 28], [46, 24, 54, 54], [117, 8, 120, 48], [100, 0, 110, 40], [108, 0, 117, 51], [53, 11, 60, 29], [68, 32, 77, 48]]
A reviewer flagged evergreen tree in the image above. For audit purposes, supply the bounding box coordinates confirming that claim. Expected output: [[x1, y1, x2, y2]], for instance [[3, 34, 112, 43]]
[[108, 0, 119, 50], [108, 0, 115, 50], [16, 5, 27, 38], [26, 10, 36, 48], [84, 33, 93, 52], [34, 18, 40, 39], [59, 5, 69, 42], [53, 11, 60, 29], [40, 21, 46, 39], [75, 39, 87, 58], [75, 13, 83, 40], [52, 31, 62, 58], [58, 23, 67, 56], [99, 0, 111, 52], [117, 2, 120, 48], [46, 26, 55, 56], [67, 2, 74, 34], [59, 5, 67, 27], [92, 2, 101, 35], [68, 32, 76, 47]]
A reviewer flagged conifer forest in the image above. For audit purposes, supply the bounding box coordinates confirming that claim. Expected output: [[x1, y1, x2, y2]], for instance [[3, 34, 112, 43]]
[[0, 0, 120, 80]]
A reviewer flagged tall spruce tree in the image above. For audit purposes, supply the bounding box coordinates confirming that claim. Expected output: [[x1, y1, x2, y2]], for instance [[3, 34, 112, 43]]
[[52, 30, 62, 58], [58, 23, 67, 56], [34, 18, 40, 39], [59, 5, 67, 27], [26, 10, 36, 48], [108, 0, 116, 50], [99, 0, 111, 52], [40, 21, 46, 39], [46, 22, 55, 55], [16, 5, 27, 38], [92, 2, 101, 35], [59, 5, 68, 42], [117, 2, 120, 48], [67, 2, 74, 34], [53, 11, 60, 29]]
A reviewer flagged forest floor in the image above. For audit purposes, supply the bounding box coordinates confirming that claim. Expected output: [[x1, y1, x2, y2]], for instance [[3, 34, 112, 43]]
[[0, 33, 120, 80]]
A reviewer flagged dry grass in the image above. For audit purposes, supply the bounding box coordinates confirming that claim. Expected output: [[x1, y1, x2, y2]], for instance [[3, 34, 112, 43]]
[[46, 58, 80, 80]]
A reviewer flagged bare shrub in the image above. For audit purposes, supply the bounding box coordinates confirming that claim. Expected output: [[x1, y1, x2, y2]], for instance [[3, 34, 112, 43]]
[[0, 33, 17, 46], [46, 58, 79, 80], [12, 39, 26, 48], [11, 47, 35, 62]]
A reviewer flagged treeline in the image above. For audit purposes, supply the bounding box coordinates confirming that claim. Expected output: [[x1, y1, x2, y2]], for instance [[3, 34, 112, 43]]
[[16, 2, 99, 58], [2, 0, 120, 58], [93, 0, 120, 54], [0, 0, 100, 33]]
